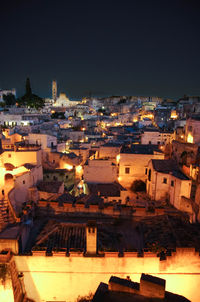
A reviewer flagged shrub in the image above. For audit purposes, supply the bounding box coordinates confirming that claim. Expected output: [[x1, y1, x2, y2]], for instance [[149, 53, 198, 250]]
[[130, 180, 146, 192]]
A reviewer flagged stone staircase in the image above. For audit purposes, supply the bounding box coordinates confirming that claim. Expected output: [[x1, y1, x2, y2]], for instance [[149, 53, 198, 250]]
[[0, 197, 16, 232]]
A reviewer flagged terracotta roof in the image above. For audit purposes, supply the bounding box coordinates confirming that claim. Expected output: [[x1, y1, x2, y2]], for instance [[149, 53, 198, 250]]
[[33, 220, 86, 253], [56, 193, 76, 205]]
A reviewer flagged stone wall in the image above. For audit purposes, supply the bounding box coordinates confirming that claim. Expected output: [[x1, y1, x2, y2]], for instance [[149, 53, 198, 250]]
[[14, 247, 200, 302], [37, 200, 165, 218]]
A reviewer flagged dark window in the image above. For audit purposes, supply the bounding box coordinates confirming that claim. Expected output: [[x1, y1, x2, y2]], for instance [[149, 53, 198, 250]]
[[8, 154, 11, 158], [125, 167, 130, 174], [23, 180, 25, 184], [53, 176, 57, 181], [149, 141, 151, 144], [66, 175, 68, 179], [163, 178, 167, 184], [148, 169, 151, 181], [46, 175, 49, 179], [52, 160, 55, 164], [171, 180, 174, 187]]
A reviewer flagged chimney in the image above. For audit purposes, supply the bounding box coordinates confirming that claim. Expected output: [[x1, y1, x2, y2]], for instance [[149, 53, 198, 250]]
[[86, 220, 97, 255]]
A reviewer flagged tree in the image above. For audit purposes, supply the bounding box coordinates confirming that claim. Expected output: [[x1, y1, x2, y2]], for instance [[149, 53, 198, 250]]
[[130, 180, 146, 192], [25, 77, 32, 96], [17, 77, 45, 109], [3, 93, 16, 106]]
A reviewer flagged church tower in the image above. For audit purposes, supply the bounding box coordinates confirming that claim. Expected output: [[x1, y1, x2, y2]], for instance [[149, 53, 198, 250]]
[[52, 80, 57, 102]]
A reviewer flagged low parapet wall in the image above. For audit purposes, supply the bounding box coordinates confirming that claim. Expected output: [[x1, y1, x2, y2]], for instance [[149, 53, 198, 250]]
[[14, 247, 200, 302], [30, 247, 198, 259], [37, 200, 165, 218]]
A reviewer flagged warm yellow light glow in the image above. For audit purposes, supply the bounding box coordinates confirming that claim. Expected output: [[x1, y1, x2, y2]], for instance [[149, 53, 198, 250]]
[[51, 110, 55, 114], [76, 165, 82, 173], [116, 154, 120, 163], [12, 166, 29, 175], [170, 110, 178, 119], [2, 130, 9, 138], [140, 113, 154, 120], [118, 176, 121, 181], [81, 127, 86, 131], [133, 117, 138, 122], [187, 133, 193, 143], [65, 164, 73, 170]]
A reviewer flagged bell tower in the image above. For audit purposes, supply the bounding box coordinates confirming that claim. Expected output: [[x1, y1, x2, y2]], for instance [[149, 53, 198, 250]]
[[52, 80, 57, 102]]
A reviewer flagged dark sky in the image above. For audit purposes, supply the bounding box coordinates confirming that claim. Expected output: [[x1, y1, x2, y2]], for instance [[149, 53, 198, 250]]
[[0, 0, 200, 99]]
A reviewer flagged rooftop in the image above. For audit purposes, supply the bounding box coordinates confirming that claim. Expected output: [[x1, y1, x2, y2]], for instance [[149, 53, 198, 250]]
[[109, 276, 139, 290], [37, 181, 63, 193], [121, 144, 162, 155], [88, 182, 127, 197], [141, 273, 165, 287], [0, 225, 21, 240], [151, 159, 189, 180]]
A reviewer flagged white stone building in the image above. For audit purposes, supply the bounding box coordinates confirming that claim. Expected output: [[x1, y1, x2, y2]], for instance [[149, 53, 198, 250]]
[[118, 145, 164, 188], [84, 159, 117, 183], [146, 159, 193, 221]]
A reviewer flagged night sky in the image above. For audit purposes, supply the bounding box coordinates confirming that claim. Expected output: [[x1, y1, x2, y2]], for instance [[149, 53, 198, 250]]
[[1, 0, 200, 99]]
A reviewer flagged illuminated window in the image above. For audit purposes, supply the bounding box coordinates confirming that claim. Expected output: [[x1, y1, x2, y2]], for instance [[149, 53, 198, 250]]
[[187, 134, 193, 143]]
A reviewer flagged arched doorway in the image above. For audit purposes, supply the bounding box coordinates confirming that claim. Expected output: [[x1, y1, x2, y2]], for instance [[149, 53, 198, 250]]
[[4, 173, 14, 188], [4, 163, 15, 171]]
